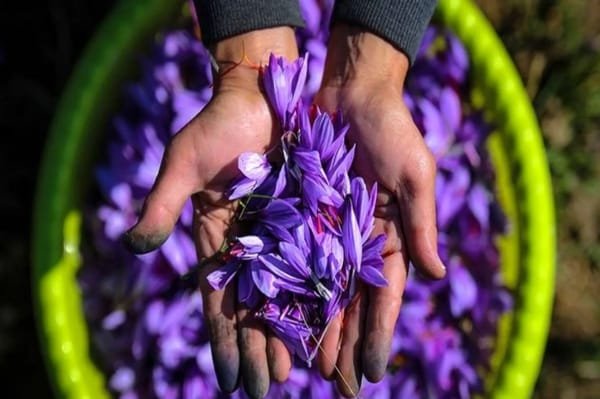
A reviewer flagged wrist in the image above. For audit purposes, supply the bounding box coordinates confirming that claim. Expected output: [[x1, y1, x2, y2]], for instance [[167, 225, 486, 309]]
[[212, 27, 299, 94], [321, 24, 409, 92]]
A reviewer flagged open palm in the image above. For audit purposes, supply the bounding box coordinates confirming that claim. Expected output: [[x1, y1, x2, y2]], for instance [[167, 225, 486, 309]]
[[314, 82, 446, 396], [125, 86, 292, 397]]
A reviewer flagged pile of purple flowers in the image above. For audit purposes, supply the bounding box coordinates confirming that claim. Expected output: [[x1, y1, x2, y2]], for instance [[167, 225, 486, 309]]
[[79, 1, 511, 398], [207, 53, 386, 363]]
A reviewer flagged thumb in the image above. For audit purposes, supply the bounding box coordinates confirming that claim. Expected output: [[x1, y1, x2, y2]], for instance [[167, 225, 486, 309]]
[[123, 139, 201, 253], [396, 152, 446, 279]]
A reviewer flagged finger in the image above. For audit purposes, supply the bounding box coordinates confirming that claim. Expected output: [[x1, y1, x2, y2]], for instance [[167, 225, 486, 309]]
[[363, 252, 408, 382], [317, 311, 343, 380], [123, 136, 201, 253], [397, 151, 446, 279], [267, 332, 292, 383], [198, 262, 240, 393], [192, 192, 237, 259], [335, 287, 367, 398], [238, 306, 270, 399]]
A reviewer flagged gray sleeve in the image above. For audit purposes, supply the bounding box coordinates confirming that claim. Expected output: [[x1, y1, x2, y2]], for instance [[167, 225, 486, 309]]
[[332, 0, 438, 63], [193, 0, 305, 46]]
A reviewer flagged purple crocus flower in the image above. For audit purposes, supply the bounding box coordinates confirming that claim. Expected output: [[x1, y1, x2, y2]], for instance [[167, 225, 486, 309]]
[[206, 235, 265, 291], [262, 53, 308, 130], [229, 152, 272, 199]]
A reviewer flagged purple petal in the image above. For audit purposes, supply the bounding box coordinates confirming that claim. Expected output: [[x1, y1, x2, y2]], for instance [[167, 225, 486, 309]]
[[273, 165, 288, 196], [183, 370, 205, 399], [238, 152, 271, 180], [468, 183, 490, 229], [289, 54, 309, 113], [109, 367, 135, 392], [279, 241, 309, 278], [251, 264, 280, 298], [237, 235, 264, 257], [350, 177, 376, 240], [293, 149, 325, 177], [261, 199, 303, 242], [298, 106, 314, 149], [440, 87, 461, 132], [206, 261, 240, 290], [420, 98, 452, 158], [362, 234, 386, 269], [102, 309, 126, 330], [342, 197, 363, 271], [359, 265, 388, 287], [161, 228, 196, 275], [449, 264, 477, 316], [262, 199, 303, 228], [263, 54, 288, 122], [258, 253, 304, 283], [327, 144, 355, 189], [228, 177, 256, 200], [238, 266, 255, 302], [145, 300, 165, 334], [312, 112, 334, 157]]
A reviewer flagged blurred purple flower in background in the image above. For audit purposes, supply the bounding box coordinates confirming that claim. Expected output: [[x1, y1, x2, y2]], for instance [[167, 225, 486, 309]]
[[79, 1, 512, 398]]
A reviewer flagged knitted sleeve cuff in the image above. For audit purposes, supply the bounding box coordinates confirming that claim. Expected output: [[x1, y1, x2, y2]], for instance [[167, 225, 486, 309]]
[[193, 0, 305, 46], [332, 0, 438, 64]]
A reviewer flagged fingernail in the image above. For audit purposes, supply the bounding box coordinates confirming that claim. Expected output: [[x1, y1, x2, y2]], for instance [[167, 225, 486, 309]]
[[121, 228, 168, 254], [437, 256, 447, 276]]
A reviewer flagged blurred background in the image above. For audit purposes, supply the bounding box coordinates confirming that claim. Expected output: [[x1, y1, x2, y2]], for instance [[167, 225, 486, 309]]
[[0, 0, 598, 397]]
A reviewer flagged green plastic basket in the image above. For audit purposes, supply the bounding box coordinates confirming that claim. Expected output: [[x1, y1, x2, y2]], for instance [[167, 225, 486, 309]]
[[32, 0, 555, 398]]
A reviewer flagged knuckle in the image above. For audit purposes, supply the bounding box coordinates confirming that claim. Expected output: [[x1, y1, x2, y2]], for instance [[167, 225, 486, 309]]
[[401, 148, 437, 196], [207, 315, 236, 343], [414, 148, 437, 181]]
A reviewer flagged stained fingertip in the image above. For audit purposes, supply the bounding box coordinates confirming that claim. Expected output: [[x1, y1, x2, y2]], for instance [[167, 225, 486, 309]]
[[362, 334, 391, 382], [335, 372, 361, 398], [240, 354, 270, 399], [212, 346, 240, 393], [238, 310, 270, 399], [121, 228, 169, 254], [202, 281, 239, 393], [241, 360, 270, 399]]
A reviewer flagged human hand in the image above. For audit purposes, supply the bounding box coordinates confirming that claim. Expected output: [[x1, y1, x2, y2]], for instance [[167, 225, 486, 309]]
[[123, 27, 298, 399], [314, 24, 447, 397]]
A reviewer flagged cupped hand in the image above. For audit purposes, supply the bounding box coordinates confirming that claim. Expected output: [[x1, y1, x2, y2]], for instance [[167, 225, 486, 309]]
[[124, 27, 298, 399], [314, 25, 446, 397]]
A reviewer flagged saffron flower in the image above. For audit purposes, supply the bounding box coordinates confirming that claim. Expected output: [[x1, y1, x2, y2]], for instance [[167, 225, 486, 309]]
[[262, 53, 308, 130]]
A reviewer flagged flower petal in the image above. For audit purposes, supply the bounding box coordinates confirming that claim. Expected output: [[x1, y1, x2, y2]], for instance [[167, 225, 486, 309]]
[[238, 152, 271, 180], [228, 177, 256, 200], [251, 263, 280, 298], [342, 197, 363, 271], [359, 265, 388, 287], [206, 261, 240, 290], [258, 253, 305, 283]]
